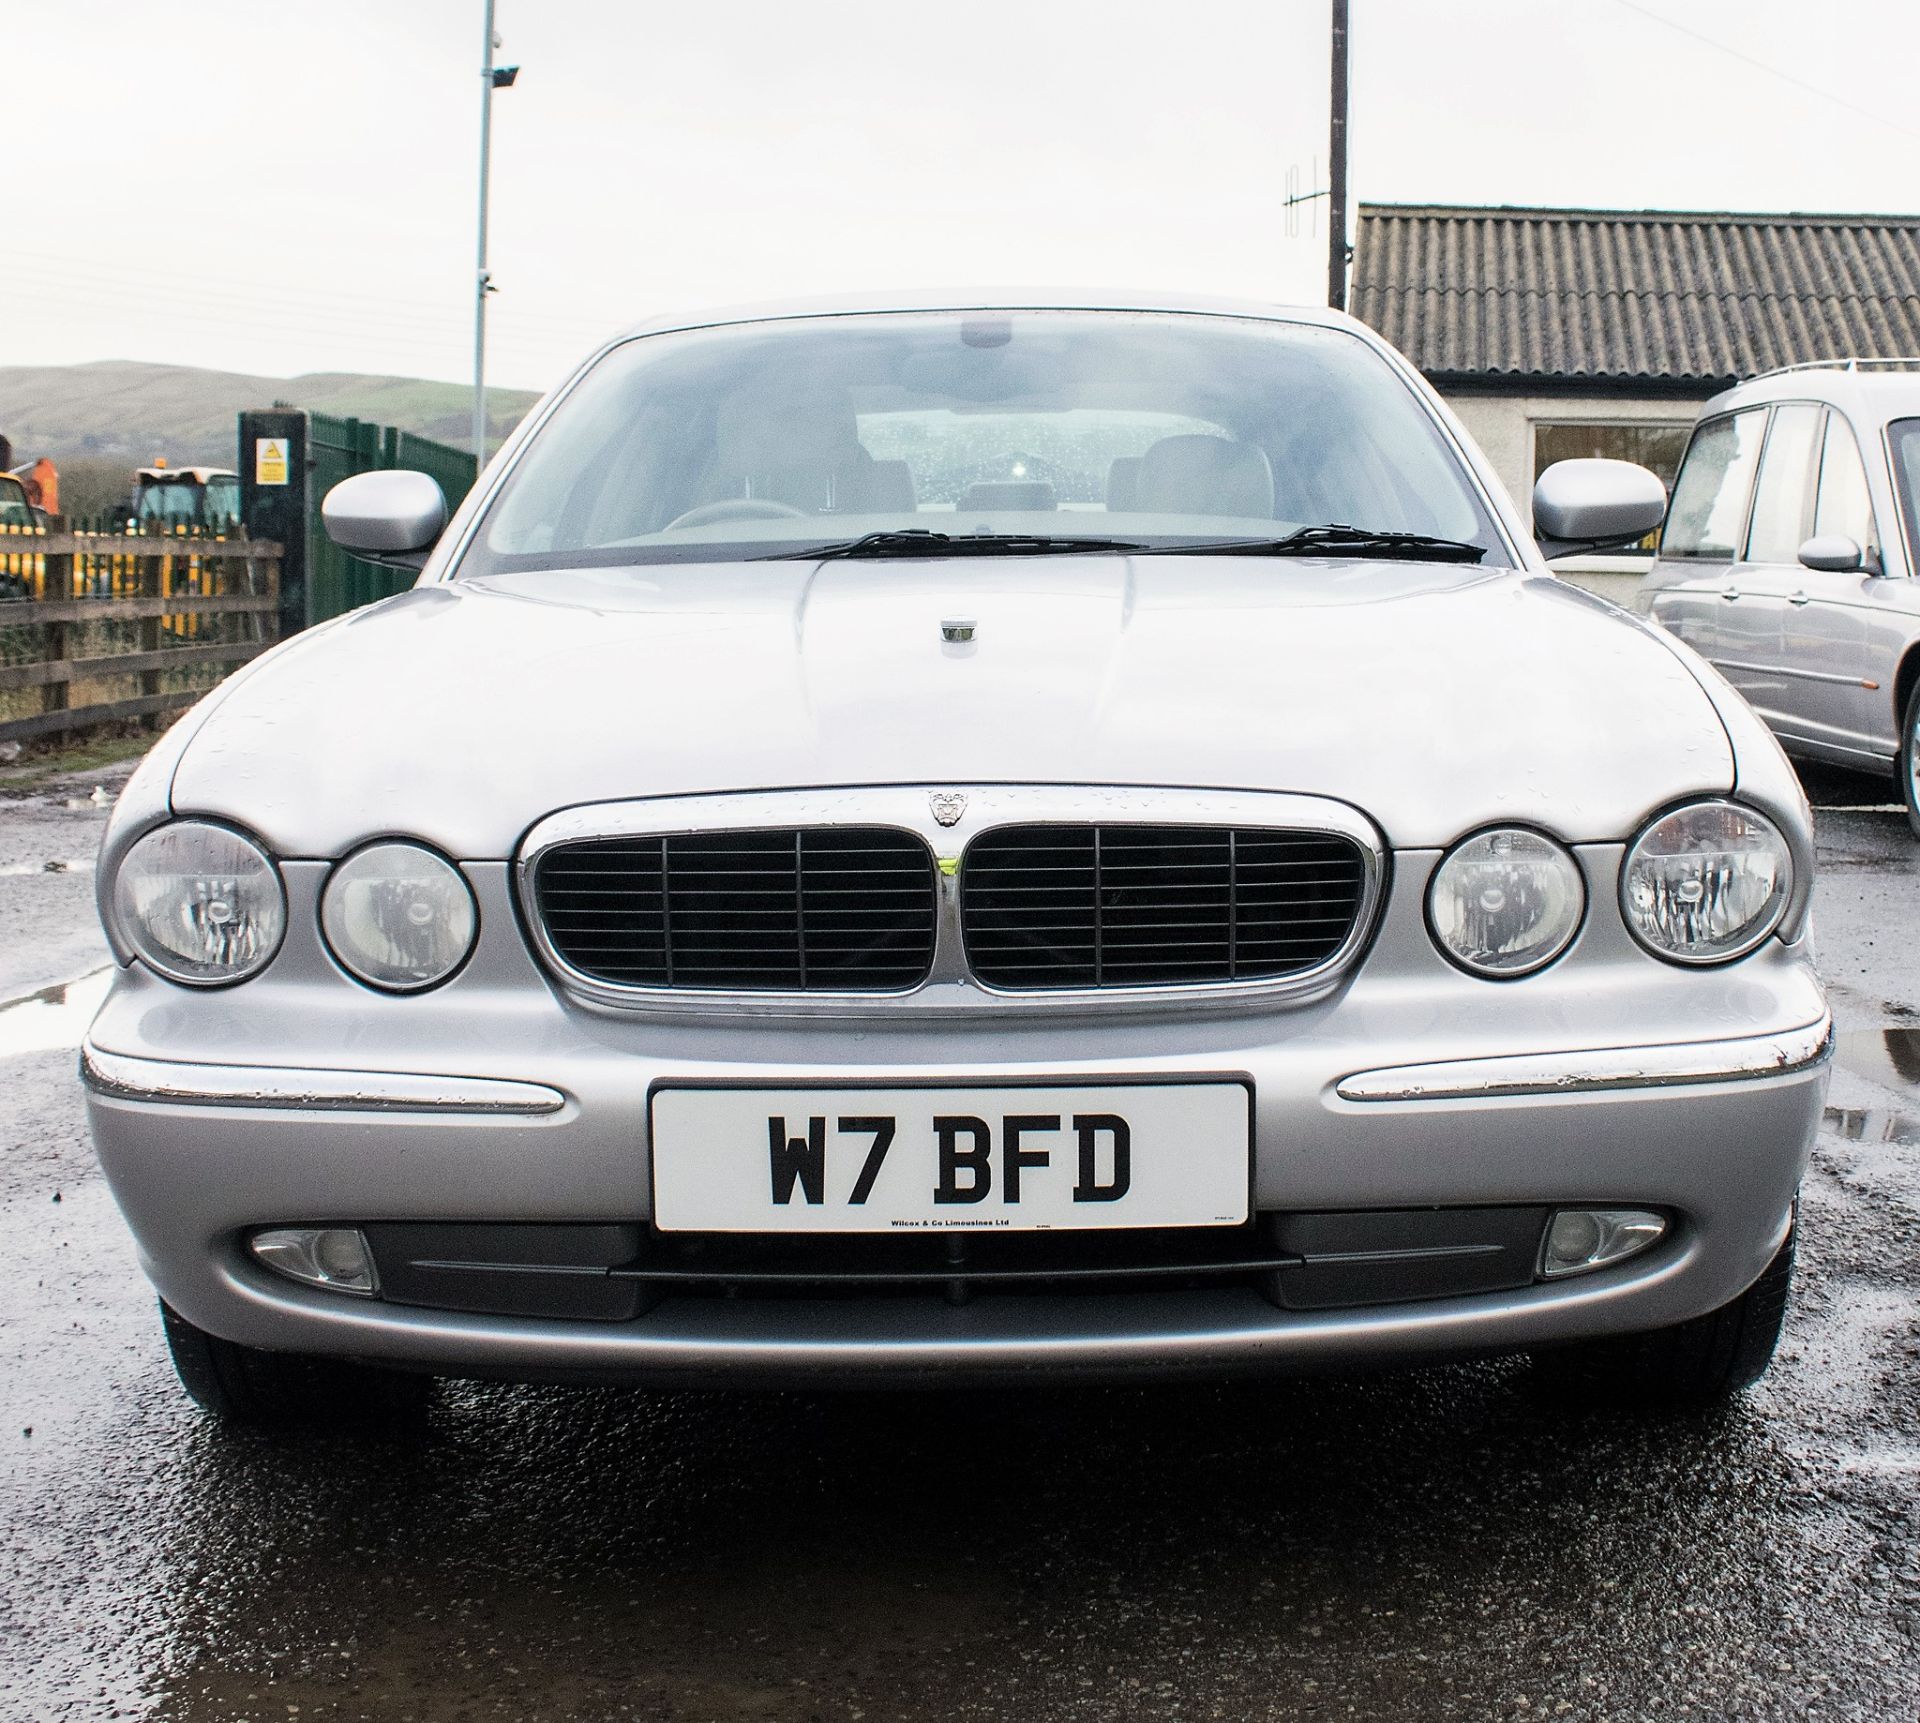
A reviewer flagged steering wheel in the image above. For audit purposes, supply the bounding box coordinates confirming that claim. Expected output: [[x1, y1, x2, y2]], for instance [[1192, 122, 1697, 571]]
[[663, 498, 810, 531]]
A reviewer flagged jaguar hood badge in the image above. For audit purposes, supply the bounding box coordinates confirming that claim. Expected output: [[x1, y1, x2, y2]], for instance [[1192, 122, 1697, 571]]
[[929, 792, 967, 827]]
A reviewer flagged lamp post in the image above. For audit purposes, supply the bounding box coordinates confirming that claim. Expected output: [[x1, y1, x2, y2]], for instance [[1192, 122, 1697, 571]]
[[473, 1, 518, 464]]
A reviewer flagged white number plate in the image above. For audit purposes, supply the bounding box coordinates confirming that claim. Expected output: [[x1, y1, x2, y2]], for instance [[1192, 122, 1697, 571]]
[[649, 1081, 1251, 1234]]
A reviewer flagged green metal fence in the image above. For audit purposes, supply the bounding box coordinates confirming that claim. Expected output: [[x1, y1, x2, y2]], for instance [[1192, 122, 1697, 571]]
[[307, 416, 477, 624]]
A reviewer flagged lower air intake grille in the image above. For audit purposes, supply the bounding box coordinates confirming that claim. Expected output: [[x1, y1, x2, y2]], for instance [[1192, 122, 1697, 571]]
[[533, 827, 937, 991], [961, 823, 1368, 990]]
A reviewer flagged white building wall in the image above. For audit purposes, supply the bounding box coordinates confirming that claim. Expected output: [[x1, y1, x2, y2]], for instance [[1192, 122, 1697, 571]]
[[1440, 390, 1710, 605], [1441, 391, 1709, 513]]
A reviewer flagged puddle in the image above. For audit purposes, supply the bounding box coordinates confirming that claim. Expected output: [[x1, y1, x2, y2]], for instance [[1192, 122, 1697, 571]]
[[0, 859, 94, 877], [0, 969, 113, 1058], [1790, 1279, 1920, 1438], [1836, 1027, 1920, 1092], [1835, 1447, 1920, 1476], [1824, 1105, 1920, 1145], [1824, 1029, 1920, 1143]]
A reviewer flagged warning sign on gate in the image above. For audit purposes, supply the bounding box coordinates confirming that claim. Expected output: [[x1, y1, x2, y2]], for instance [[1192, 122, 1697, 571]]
[[255, 437, 290, 486]]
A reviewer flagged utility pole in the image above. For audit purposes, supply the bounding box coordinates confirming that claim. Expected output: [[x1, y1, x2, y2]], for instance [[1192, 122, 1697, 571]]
[[473, 2, 518, 464], [1328, 0, 1350, 310]]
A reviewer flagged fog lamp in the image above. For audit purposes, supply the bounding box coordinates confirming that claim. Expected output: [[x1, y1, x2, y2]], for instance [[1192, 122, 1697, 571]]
[[1540, 1208, 1667, 1279], [250, 1227, 379, 1296]]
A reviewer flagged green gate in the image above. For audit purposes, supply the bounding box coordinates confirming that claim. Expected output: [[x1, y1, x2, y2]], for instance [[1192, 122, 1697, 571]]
[[307, 415, 478, 624]]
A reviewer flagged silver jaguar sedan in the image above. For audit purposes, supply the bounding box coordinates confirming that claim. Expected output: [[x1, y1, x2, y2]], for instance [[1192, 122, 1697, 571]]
[[83, 295, 1832, 1426]]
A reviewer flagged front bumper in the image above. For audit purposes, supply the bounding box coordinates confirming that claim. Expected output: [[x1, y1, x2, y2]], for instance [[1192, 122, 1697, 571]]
[[82, 849, 1832, 1386]]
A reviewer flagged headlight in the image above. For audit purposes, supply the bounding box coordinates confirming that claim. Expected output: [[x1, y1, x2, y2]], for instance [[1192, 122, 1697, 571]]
[[113, 821, 286, 986], [1428, 827, 1586, 978], [321, 842, 478, 991], [1620, 801, 1791, 964]]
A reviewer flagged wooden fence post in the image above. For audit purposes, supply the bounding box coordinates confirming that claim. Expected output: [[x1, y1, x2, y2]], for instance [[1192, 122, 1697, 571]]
[[138, 542, 164, 729], [0, 535, 283, 749], [40, 535, 72, 720]]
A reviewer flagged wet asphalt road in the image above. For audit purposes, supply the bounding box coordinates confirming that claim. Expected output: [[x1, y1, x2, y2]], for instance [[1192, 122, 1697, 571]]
[[3, 760, 1918, 1723]]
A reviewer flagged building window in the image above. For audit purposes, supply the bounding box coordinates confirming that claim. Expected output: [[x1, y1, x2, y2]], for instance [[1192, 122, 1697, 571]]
[[1534, 423, 1691, 488], [1533, 422, 1693, 553]]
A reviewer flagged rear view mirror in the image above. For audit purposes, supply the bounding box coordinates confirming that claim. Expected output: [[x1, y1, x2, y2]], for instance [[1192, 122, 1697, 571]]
[[1797, 534, 1864, 573], [1531, 458, 1668, 557], [321, 470, 448, 557]]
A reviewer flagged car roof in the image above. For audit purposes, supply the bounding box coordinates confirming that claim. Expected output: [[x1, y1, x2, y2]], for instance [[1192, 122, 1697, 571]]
[[616, 291, 1356, 343], [1703, 361, 1920, 424]]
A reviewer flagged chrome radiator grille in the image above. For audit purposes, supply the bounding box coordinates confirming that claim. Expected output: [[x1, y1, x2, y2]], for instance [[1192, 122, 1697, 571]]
[[960, 824, 1369, 990], [532, 828, 937, 991]]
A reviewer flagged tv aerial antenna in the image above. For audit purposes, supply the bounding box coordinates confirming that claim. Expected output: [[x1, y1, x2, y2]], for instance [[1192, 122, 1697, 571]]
[[1284, 157, 1327, 240]]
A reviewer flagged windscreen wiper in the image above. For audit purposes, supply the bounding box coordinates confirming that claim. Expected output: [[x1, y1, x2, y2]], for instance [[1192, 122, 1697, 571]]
[[761, 529, 1148, 562], [759, 524, 1484, 564], [1136, 524, 1487, 564]]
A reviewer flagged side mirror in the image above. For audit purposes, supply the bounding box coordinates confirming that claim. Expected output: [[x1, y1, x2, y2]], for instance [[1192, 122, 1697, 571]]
[[1531, 458, 1668, 556], [1797, 533, 1864, 573], [321, 470, 448, 556]]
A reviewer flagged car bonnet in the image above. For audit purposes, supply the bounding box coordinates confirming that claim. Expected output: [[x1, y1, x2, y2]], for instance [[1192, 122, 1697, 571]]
[[162, 556, 1736, 858]]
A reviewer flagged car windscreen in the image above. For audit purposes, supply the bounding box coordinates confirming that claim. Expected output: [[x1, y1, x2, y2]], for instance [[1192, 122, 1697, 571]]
[[205, 477, 241, 523], [136, 485, 205, 524], [462, 311, 1509, 572], [1886, 418, 1920, 574]]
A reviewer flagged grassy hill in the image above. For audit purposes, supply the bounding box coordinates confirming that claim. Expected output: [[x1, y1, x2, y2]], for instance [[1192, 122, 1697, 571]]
[[0, 360, 542, 467]]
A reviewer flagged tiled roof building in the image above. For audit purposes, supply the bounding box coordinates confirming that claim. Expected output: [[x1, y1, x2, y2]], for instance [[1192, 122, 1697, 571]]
[[1351, 204, 1920, 391], [1349, 203, 1920, 587]]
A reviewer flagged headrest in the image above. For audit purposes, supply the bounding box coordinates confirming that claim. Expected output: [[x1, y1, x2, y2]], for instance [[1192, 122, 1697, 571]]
[[957, 479, 1057, 512], [1133, 435, 1274, 520], [713, 394, 858, 475], [1106, 456, 1140, 512], [850, 458, 917, 514]]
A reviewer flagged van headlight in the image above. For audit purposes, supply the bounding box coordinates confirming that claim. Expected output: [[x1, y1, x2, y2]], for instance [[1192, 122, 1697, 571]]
[[1620, 801, 1791, 964], [113, 821, 286, 986], [1427, 827, 1586, 977], [321, 842, 478, 991]]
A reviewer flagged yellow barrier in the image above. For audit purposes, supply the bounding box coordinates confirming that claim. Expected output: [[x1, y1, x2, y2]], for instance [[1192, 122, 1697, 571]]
[[0, 521, 46, 593], [0, 524, 241, 637], [0, 533, 283, 744]]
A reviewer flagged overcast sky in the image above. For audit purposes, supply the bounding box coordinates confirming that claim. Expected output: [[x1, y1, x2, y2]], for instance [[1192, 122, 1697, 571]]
[[5, 0, 1918, 394]]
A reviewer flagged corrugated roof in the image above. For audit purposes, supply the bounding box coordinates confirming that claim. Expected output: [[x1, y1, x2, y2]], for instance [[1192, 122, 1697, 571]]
[[1350, 204, 1920, 388]]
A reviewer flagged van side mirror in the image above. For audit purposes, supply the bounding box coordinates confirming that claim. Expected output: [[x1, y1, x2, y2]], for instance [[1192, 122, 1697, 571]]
[[1797, 534, 1864, 573], [1531, 458, 1668, 557], [321, 470, 448, 557]]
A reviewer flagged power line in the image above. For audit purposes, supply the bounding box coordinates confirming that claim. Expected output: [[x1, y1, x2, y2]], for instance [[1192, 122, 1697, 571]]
[[0, 274, 604, 364], [5, 248, 628, 341], [0, 264, 613, 375], [1, 270, 477, 348], [1608, 0, 1920, 145], [0, 280, 506, 359], [0, 283, 571, 382]]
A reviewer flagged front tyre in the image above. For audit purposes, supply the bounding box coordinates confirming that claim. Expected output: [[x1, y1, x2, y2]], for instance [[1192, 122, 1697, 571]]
[[159, 1301, 432, 1428], [1900, 676, 1920, 841], [1531, 1220, 1796, 1408]]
